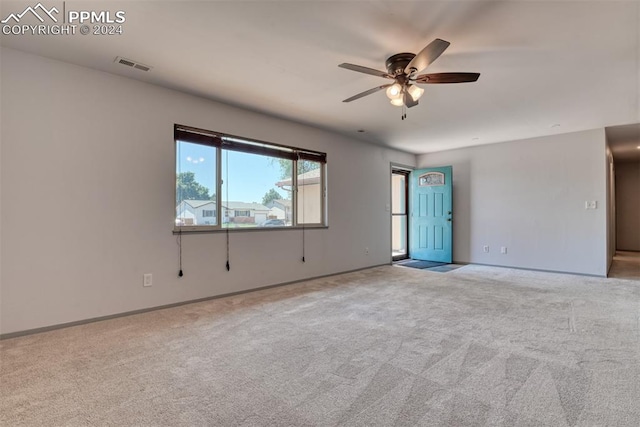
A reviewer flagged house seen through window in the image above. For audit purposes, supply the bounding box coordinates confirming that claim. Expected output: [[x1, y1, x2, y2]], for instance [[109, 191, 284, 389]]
[[175, 125, 326, 230]]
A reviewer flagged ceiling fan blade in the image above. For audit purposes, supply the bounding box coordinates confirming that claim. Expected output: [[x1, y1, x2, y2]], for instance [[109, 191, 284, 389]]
[[338, 63, 393, 79], [415, 72, 480, 84], [405, 38, 450, 75], [342, 84, 392, 103], [403, 91, 419, 108]]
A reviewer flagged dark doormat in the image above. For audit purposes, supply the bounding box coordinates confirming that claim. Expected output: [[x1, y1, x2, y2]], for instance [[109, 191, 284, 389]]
[[395, 259, 447, 269]]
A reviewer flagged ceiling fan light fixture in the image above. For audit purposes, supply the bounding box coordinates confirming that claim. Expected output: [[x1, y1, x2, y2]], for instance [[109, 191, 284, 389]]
[[407, 84, 424, 101], [386, 83, 403, 100], [338, 38, 479, 115]]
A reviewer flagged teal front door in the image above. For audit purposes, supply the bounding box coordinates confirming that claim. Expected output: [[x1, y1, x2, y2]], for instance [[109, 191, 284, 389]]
[[410, 166, 453, 263]]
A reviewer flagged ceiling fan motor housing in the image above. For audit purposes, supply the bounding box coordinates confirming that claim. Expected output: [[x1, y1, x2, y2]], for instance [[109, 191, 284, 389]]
[[385, 53, 416, 76]]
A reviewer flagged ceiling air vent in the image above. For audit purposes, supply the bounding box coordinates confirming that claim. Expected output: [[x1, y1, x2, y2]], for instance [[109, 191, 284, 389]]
[[114, 56, 152, 72]]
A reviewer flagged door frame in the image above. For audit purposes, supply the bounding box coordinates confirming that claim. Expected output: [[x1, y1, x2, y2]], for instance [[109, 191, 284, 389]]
[[391, 166, 411, 261]]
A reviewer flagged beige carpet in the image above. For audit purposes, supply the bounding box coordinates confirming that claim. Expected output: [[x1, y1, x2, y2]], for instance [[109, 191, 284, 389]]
[[1, 264, 639, 426]]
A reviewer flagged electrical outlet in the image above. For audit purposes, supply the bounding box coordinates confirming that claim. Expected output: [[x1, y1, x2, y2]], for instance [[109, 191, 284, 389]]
[[585, 201, 597, 209], [483, 245, 489, 253], [501, 246, 507, 254], [365, 247, 369, 255], [143, 273, 152, 287]]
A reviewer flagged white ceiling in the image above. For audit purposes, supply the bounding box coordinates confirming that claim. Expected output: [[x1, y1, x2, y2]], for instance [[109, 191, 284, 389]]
[[1, 0, 639, 155]]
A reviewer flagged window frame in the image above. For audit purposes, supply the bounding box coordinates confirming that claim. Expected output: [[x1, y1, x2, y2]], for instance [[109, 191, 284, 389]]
[[174, 124, 327, 233], [175, 138, 219, 232], [293, 159, 326, 227]]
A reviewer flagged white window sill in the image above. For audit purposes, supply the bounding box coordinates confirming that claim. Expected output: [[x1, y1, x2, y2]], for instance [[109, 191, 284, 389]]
[[172, 225, 328, 234]]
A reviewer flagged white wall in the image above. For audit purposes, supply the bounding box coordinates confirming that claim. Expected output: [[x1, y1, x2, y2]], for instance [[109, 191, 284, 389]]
[[196, 206, 217, 226], [0, 48, 415, 335], [417, 129, 608, 276], [0, 54, 3, 337], [615, 161, 640, 251], [268, 206, 285, 220]]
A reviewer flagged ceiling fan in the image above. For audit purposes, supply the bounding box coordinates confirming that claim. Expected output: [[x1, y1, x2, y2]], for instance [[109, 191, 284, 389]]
[[339, 39, 479, 117]]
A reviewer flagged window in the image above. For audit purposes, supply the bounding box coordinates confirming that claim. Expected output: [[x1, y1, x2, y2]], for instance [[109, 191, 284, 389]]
[[296, 160, 323, 225], [418, 172, 445, 186], [221, 150, 292, 229], [174, 125, 326, 231], [176, 140, 217, 228]]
